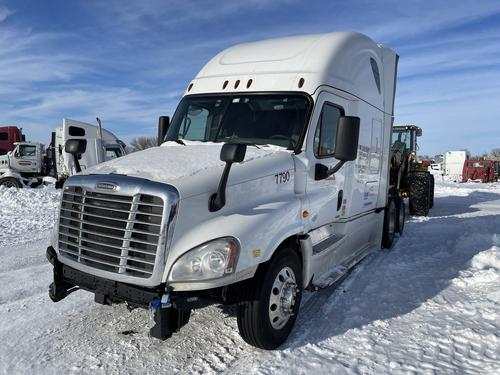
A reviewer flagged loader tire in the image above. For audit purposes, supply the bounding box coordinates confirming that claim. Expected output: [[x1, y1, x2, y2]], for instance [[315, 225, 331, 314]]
[[237, 248, 302, 349], [0, 177, 22, 188], [409, 171, 430, 216], [429, 174, 435, 208]]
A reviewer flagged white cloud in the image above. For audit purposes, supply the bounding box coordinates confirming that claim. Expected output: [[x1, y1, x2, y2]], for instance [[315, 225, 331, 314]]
[[0, 5, 12, 23]]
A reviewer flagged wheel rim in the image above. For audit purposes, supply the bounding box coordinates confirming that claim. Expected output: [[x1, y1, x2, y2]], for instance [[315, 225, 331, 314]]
[[269, 266, 298, 330], [1, 180, 16, 188]]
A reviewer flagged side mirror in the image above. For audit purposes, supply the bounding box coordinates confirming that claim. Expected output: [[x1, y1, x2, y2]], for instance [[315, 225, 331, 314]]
[[209, 143, 247, 212], [65, 139, 87, 173], [158, 116, 169, 146], [65, 139, 87, 155], [315, 116, 360, 180], [334, 116, 360, 161], [220, 143, 247, 163]]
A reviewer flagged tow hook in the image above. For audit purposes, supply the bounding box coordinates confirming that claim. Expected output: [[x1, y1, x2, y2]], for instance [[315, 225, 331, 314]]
[[149, 290, 191, 340]]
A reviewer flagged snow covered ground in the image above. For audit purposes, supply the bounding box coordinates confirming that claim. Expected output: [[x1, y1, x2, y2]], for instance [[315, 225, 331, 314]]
[[0, 181, 499, 374]]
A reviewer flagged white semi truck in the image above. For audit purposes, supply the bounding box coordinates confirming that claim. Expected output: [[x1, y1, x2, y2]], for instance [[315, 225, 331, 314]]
[[0, 118, 126, 188], [47, 32, 400, 349]]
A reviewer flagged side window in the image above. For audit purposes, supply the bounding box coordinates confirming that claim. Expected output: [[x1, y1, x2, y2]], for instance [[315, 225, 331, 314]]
[[105, 148, 121, 159], [314, 103, 341, 157], [69, 126, 86, 136], [180, 105, 210, 140], [0, 132, 8, 140]]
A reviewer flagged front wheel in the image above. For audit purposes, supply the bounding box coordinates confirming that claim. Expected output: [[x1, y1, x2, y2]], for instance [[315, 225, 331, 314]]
[[237, 248, 302, 349], [0, 177, 22, 188]]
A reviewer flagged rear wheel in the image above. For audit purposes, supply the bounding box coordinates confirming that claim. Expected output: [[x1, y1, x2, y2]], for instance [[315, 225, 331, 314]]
[[0, 177, 22, 188], [382, 198, 397, 248], [395, 196, 406, 235], [237, 248, 302, 349], [409, 171, 431, 216]]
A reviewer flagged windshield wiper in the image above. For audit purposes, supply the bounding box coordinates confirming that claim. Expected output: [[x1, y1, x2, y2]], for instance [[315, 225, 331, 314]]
[[174, 139, 186, 146]]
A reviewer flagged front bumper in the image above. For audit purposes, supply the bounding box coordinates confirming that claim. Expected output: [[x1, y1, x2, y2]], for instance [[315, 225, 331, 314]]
[[47, 246, 163, 306]]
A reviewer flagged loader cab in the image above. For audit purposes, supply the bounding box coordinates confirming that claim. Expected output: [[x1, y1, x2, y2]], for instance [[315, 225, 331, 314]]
[[392, 125, 421, 155]]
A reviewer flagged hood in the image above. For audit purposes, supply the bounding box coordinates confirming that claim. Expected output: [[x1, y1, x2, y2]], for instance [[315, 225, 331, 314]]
[[82, 141, 294, 199]]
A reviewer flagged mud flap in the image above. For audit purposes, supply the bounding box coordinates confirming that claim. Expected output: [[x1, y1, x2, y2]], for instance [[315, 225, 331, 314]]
[[47, 247, 78, 302], [149, 295, 191, 340]]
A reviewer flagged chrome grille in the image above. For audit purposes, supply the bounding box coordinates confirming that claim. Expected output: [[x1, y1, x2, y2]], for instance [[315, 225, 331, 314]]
[[58, 186, 165, 278]]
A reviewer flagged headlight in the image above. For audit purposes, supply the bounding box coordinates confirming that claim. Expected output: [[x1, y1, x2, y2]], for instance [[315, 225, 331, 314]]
[[169, 237, 239, 282]]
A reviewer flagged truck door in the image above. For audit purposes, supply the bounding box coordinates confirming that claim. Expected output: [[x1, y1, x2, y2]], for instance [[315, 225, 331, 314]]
[[304, 93, 351, 264], [10, 144, 39, 173], [62, 119, 100, 173]]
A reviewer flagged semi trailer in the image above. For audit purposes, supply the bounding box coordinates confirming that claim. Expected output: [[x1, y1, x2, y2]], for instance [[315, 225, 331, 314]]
[[0, 118, 126, 188], [47, 32, 403, 349]]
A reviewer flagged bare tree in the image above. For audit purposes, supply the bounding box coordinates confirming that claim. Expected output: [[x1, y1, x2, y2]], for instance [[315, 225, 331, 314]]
[[491, 148, 500, 158], [128, 136, 158, 152]]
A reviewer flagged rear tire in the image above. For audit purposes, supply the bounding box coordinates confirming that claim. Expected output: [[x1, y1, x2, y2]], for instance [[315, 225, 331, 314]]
[[0, 177, 22, 188], [395, 196, 406, 235], [237, 248, 302, 349], [382, 198, 397, 248], [409, 171, 431, 216]]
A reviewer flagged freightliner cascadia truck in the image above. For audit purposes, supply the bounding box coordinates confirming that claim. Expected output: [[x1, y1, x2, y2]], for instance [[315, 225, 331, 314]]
[[47, 32, 401, 349]]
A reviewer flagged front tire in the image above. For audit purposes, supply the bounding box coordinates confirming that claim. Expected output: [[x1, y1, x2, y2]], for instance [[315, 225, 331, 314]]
[[237, 248, 302, 349], [0, 177, 22, 188]]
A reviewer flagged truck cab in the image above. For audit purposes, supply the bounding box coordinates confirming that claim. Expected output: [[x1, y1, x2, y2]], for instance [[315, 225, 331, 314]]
[[53, 118, 127, 180], [0, 119, 126, 188], [47, 32, 399, 349], [462, 159, 496, 183], [0, 126, 24, 155]]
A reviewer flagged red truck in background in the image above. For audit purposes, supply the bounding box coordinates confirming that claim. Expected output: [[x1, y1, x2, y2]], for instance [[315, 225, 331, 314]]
[[462, 159, 497, 182], [0, 126, 24, 155]]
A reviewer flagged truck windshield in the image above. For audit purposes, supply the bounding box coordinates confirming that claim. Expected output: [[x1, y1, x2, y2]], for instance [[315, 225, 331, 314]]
[[165, 94, 311, 150]]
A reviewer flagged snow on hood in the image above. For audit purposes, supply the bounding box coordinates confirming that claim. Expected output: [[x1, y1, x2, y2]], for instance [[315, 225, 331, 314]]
[[82, 141, 289, 195]]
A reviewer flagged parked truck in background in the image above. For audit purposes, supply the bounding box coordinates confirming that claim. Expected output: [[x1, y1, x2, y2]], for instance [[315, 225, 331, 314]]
[[0, 118, 126, 188], [47, 32, 401, 349], [0, 126, 24, 155], [462, 159, 497, 183], [443, 150, 469, 182]]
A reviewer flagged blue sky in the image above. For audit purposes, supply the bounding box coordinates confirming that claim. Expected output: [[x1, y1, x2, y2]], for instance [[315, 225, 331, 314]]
[[1, 0, 500, 156]]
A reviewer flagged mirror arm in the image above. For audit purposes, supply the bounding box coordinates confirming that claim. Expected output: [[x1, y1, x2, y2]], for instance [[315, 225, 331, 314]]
[[209, 162, 233, 212], [327, 160, 346, 176], [73, 154, 82, 173]]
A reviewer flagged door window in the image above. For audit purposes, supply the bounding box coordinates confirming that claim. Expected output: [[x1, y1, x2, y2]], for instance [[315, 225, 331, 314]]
[[105, 147, 122, 159], [313, 103, 341, 157], [19, 145, 36, 157]]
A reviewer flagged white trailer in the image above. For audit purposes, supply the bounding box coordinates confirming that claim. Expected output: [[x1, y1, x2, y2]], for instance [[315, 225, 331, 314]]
[[443, 150, 469, 182], [47, 32, 399, 349], [0, 118, 126, 188]]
